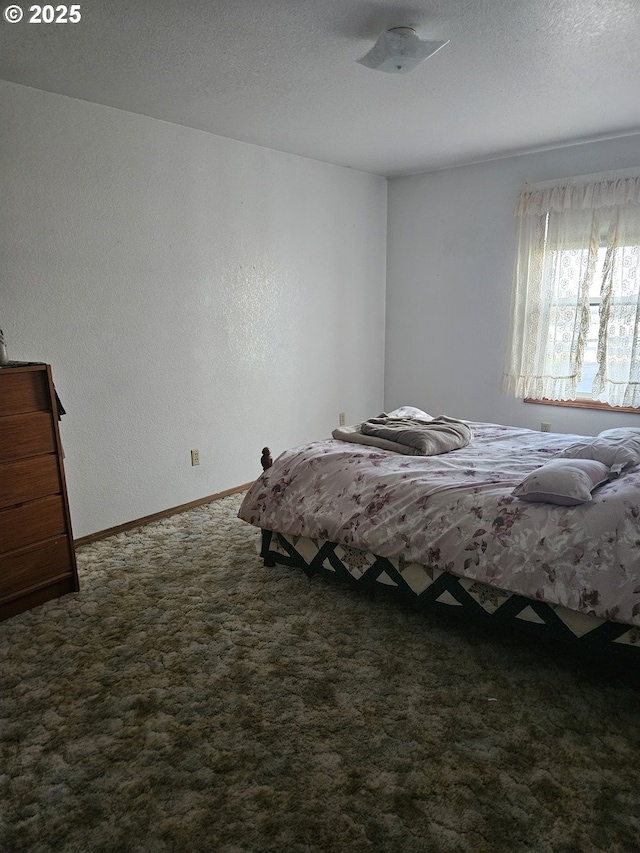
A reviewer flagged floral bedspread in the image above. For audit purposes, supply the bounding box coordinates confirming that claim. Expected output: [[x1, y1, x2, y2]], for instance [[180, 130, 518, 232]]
[[238, 423, 640, 627]]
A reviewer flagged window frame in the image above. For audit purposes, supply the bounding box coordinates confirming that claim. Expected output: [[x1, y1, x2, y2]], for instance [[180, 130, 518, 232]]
[[503, 171, 640, 410], [525, 244, 639, 412], [524, 397, 639, 414]]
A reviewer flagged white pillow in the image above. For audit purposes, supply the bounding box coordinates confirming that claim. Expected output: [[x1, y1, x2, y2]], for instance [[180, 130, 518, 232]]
[[512, 459, 610, 506], [384, 405, 433, 420], [558, 430, 640, 476], [598, 427, 640, 440]]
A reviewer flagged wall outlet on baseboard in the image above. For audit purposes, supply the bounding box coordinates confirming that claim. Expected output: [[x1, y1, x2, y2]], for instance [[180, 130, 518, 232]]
[[540, 422, 551, 433], [191, 449, 200, 466], [339, 412, 346, 427]]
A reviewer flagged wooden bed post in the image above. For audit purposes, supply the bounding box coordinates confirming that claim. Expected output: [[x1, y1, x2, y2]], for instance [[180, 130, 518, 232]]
[[261, 447, 273, 471], [260, 448, 275, 566]]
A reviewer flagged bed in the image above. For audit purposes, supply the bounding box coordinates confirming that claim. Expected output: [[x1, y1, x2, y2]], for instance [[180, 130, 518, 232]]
[[238, 410, 640, 659]]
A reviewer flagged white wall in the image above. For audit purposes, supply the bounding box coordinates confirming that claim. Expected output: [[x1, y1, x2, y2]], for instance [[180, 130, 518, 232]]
[[385, 136, 640, 435], [0, 81, 387, 538]]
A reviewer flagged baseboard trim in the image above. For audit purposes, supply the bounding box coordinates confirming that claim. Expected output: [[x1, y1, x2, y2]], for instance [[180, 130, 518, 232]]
[[74, 483, 252, 548]]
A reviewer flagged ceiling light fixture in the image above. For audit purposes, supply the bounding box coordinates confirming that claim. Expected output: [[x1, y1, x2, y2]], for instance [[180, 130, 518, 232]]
[[357, 27, 449, 74]]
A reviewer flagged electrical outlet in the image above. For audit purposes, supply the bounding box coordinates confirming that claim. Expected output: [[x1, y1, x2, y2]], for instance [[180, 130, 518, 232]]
[[339, 412, 346, 426], [191, 449, 200, 466], [540, 422, 551, 433]]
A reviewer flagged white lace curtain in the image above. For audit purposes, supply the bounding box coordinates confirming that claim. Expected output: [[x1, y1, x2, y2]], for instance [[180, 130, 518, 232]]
[[502, 170, 640, 408]]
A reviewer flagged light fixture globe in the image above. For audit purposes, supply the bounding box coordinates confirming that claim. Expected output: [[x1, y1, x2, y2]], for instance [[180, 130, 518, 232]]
[[357, 27, 449, 74]]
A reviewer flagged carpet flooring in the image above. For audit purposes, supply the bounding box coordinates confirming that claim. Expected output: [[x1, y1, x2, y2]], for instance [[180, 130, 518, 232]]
[[1, 492, 638, 853]]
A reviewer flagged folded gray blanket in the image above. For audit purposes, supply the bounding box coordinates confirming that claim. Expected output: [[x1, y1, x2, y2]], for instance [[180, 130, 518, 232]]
[[332, 423, 419, 455], [332, 415, 472, 456]]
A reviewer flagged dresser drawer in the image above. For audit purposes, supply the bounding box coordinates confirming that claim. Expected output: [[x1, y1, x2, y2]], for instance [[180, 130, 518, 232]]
[[0, 369, 49, 416], [0, 455, 61, 509], [0, 537, 73, 600], [0, 494, 67, 554], [0, 411, 56, 463]]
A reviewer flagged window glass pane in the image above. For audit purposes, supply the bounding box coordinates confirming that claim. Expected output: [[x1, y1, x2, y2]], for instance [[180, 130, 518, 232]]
[[576, 244, 639, 398], [589, 247, 605, 298], [576, 305, 599, 395]]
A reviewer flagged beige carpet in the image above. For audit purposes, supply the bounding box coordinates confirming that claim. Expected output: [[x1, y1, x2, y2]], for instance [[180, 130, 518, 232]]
[[1, 492, 638, 853]]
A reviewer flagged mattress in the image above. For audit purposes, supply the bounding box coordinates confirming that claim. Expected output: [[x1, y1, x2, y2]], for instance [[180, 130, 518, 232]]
[[239, 421, 640, 630]]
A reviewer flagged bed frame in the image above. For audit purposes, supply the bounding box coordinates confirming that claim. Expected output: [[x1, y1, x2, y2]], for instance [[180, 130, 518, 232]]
[[257, 448, 640, 661]]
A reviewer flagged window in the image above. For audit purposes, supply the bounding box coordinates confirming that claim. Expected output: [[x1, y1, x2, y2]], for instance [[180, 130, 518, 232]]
[[575, 245, 638, 399], [502, 170, 640, 409]]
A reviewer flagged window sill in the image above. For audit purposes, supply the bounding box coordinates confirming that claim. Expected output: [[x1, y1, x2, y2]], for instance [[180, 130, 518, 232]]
[[524, 398, 639, 414]]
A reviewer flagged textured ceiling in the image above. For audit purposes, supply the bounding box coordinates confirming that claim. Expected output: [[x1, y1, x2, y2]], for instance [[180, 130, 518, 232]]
[[1, 0, 640, 177]]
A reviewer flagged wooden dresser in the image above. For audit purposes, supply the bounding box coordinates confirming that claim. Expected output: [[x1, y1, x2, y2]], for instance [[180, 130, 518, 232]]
[[0, 364, 79, 619]]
